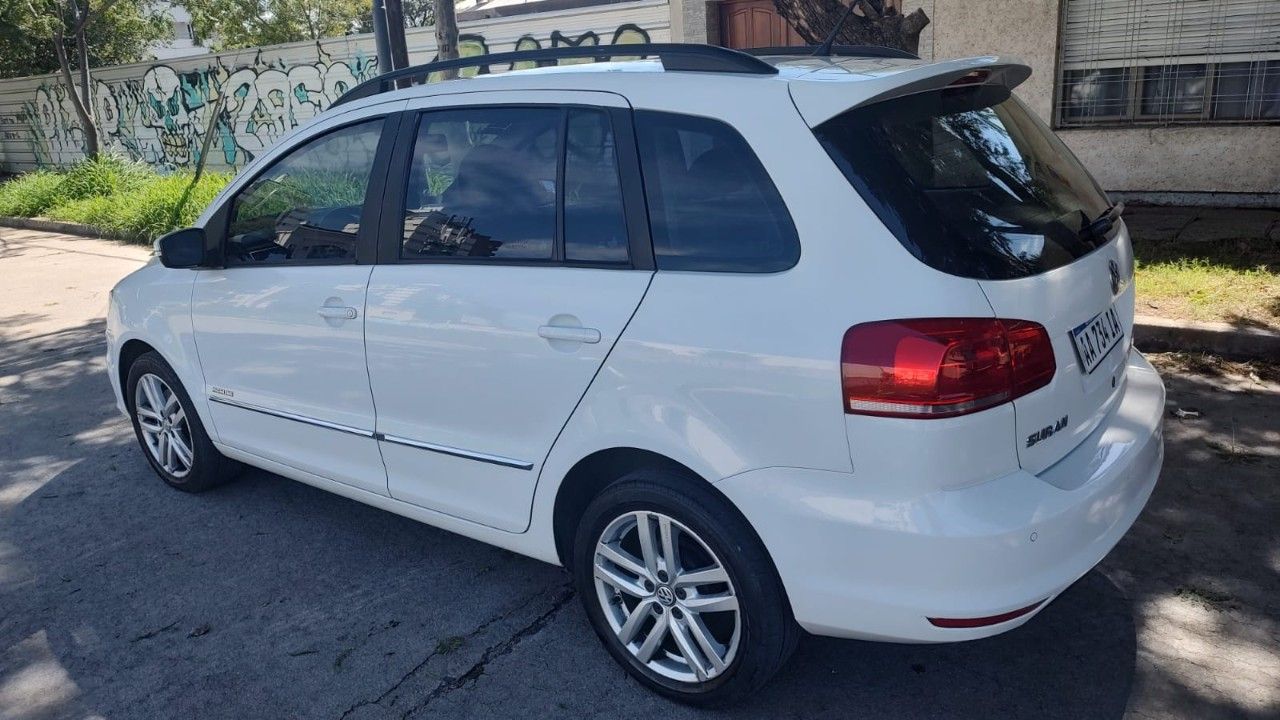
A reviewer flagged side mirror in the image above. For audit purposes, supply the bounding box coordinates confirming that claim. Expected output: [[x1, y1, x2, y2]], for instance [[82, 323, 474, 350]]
[[156, 227, 207, 269]]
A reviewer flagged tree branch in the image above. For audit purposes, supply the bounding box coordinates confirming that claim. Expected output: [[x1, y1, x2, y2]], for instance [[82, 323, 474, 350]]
[[854, 0, 881, 21], [71, 0, 123, 35]]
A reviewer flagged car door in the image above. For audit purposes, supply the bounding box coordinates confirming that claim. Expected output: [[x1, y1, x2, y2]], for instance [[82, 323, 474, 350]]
[[191, 103, 403, 496], [364, 92, 654, 532]]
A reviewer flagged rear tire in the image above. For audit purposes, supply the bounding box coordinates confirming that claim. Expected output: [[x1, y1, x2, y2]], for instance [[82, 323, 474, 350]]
[[126, 351, 242, 492], [572, 468, 800, 706]]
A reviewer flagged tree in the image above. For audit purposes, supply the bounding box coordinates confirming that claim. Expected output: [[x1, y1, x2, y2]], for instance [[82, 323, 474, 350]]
[[772, 0, 930, 56], [187, 0, 370, 51], [0, 0, 167, 79], [14, 0, 168, 157]]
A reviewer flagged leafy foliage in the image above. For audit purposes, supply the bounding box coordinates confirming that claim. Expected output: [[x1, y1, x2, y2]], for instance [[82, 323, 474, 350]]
[[0, 0, 169, 79], [188, 0, 371, 51], [186, 0, 440, 52]]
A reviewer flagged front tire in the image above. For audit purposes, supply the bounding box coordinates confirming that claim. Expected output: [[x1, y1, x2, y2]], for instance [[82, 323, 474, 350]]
[[126, 351, 241, 492], [573, 469, 800, 706]]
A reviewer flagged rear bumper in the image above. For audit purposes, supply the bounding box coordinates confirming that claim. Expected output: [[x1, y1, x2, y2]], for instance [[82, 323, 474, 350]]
[[717, 351, 1164, 642]]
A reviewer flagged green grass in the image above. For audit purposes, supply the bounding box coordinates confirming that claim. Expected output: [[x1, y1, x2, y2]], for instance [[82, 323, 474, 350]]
[[0, 157, 231, 243], [0, 171, 66, 217], [1134, 238, 1280, 330], [56, 155, 150, 202], [46, 171, 231, 242]]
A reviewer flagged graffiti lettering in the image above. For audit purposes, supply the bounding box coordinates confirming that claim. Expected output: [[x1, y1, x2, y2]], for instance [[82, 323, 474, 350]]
[[10, 23, 653, 172]]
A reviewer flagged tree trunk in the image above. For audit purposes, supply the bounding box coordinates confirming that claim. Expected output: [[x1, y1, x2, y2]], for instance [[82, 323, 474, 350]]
[[52, 30, 99, 160], [773, 0, 930, 55], [434, 0, 459, 80], [74, 22, 100, 158]]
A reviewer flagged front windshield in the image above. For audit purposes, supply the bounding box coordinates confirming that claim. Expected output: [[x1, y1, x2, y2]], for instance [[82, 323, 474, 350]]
[[815, 84, 1113, 280]]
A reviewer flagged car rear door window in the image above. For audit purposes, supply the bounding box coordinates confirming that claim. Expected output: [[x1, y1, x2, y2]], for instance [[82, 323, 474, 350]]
[[634, 111, 799, 273], [226, 119, 383, 265], [401, 107, 559, 261], [564, 108, 629, 264]]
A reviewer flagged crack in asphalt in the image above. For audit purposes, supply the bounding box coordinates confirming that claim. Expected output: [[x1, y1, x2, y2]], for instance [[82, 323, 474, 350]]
[[337, 583, 574, 720], [397, 584, 577, 720]]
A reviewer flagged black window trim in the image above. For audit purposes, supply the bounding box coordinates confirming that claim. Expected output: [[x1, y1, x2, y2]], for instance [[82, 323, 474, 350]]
[[378, 103, 655, 271], [209, 112, 402, 269]]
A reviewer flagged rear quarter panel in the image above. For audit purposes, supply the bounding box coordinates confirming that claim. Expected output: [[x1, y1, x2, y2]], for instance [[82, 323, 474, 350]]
[[530, 75, 1008, 540]]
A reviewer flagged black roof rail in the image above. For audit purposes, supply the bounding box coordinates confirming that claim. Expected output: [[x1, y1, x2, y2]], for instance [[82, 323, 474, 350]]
[[740, 45, 921, 60], [332, 43, 778, 108]]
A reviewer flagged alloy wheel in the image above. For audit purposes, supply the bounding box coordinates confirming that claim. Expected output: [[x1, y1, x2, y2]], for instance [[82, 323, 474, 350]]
[[592, 510, 741, 684], [134, 373, 193, 478]]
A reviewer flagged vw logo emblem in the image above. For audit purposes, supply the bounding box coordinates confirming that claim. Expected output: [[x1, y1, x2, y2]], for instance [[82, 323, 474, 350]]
[[655, 585, 675, 606], [1108, 259, 1122, 296]]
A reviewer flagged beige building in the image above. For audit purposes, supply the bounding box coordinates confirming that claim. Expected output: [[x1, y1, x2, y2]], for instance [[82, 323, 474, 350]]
[[673, 0, 1280, 206]]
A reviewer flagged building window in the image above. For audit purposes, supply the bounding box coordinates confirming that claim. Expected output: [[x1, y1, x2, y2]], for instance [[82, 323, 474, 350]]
[[1056, 0, 1280, 127]]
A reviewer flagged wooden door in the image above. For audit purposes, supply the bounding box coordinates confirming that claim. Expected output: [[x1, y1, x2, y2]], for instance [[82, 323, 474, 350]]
[[719, 0, 806, 50]]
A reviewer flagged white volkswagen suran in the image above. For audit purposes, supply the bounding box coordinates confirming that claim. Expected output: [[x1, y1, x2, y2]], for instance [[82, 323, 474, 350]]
[[107, 43, 1165, 704]]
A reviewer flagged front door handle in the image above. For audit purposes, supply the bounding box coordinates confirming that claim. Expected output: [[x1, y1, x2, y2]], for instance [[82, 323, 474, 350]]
[[538, 325, 601, 344], [317, 306, 358, 320]]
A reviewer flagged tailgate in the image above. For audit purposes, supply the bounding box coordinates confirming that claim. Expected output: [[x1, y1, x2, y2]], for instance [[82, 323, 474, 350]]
[[981, 225, 1136, 474]]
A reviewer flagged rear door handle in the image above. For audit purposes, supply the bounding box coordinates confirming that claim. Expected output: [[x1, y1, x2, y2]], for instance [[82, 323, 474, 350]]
[[538, 325, 601, 344], [317, 306, 358, 320]]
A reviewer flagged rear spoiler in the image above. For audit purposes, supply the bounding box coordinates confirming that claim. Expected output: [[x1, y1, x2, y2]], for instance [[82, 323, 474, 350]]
[[788, 56, 1032, 127]]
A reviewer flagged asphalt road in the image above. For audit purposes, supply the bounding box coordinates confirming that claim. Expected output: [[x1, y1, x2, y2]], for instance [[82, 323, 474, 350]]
[[1, 227, 1277, 720]]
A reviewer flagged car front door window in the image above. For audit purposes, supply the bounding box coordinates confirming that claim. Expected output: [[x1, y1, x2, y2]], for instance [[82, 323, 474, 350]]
[[227, 119, 384, 265]]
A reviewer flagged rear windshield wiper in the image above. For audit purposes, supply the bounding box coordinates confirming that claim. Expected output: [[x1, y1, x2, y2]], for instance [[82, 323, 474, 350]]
[[1081, 201, 1125, 240]]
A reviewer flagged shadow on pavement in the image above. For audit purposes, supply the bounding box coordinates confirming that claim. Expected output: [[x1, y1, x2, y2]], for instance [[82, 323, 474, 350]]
[[1, 321, 1276, 720]]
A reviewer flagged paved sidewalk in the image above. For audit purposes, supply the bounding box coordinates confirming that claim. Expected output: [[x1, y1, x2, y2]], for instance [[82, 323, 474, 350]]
[[1, 227, 1277, 719], [0, 227, 150, 351]]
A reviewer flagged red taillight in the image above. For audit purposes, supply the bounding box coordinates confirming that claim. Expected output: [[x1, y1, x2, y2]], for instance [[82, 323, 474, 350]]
[[841, 318, 1055, 419]]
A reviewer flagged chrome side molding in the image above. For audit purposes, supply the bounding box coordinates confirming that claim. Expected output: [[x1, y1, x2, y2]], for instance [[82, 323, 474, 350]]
[[208, 394, 374, 438], [207, 394, 534, 470], [379, 434, 534, 470]]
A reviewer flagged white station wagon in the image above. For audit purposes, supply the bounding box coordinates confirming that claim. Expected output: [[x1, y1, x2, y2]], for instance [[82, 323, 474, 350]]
[[107, 43, 1165, 704]]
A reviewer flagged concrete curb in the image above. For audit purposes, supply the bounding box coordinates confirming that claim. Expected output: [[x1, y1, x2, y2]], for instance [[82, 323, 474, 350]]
[[0, 215, 123, 240], [1134, 315, 1280, 362]]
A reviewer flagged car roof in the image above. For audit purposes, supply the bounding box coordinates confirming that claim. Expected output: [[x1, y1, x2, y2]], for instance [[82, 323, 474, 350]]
[[334, 52, 1030, 126]]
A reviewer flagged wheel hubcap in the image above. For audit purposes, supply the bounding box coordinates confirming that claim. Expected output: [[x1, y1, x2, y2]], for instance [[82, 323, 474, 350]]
[[134, 373, 193, 478], [593, 511, 741, 684]]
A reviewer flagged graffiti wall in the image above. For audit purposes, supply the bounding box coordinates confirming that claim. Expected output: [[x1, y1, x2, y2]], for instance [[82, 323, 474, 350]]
[[0, 0, 669, 173]]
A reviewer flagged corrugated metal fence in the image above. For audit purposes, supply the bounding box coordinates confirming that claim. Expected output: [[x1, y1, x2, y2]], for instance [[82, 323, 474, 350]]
[[0, 0, 669, 173]]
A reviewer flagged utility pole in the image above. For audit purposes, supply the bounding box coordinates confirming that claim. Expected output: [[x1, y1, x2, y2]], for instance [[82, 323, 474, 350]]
[[370, 0, 393, 74], [384, 0, 411, 71], [434, 0, 460, 80]]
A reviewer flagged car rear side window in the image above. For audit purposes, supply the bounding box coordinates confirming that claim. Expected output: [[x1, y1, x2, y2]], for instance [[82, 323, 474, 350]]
[[226, 119, 383, 265], [814, 85, 1113, 280], [634, 111, 799, 273]]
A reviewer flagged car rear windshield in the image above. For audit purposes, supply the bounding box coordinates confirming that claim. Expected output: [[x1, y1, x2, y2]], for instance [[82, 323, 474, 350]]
[[814, 84, 1113, 280]]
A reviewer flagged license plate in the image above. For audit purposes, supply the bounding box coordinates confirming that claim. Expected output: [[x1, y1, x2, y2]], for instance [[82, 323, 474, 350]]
[[1070, 304, 1124, 374]]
